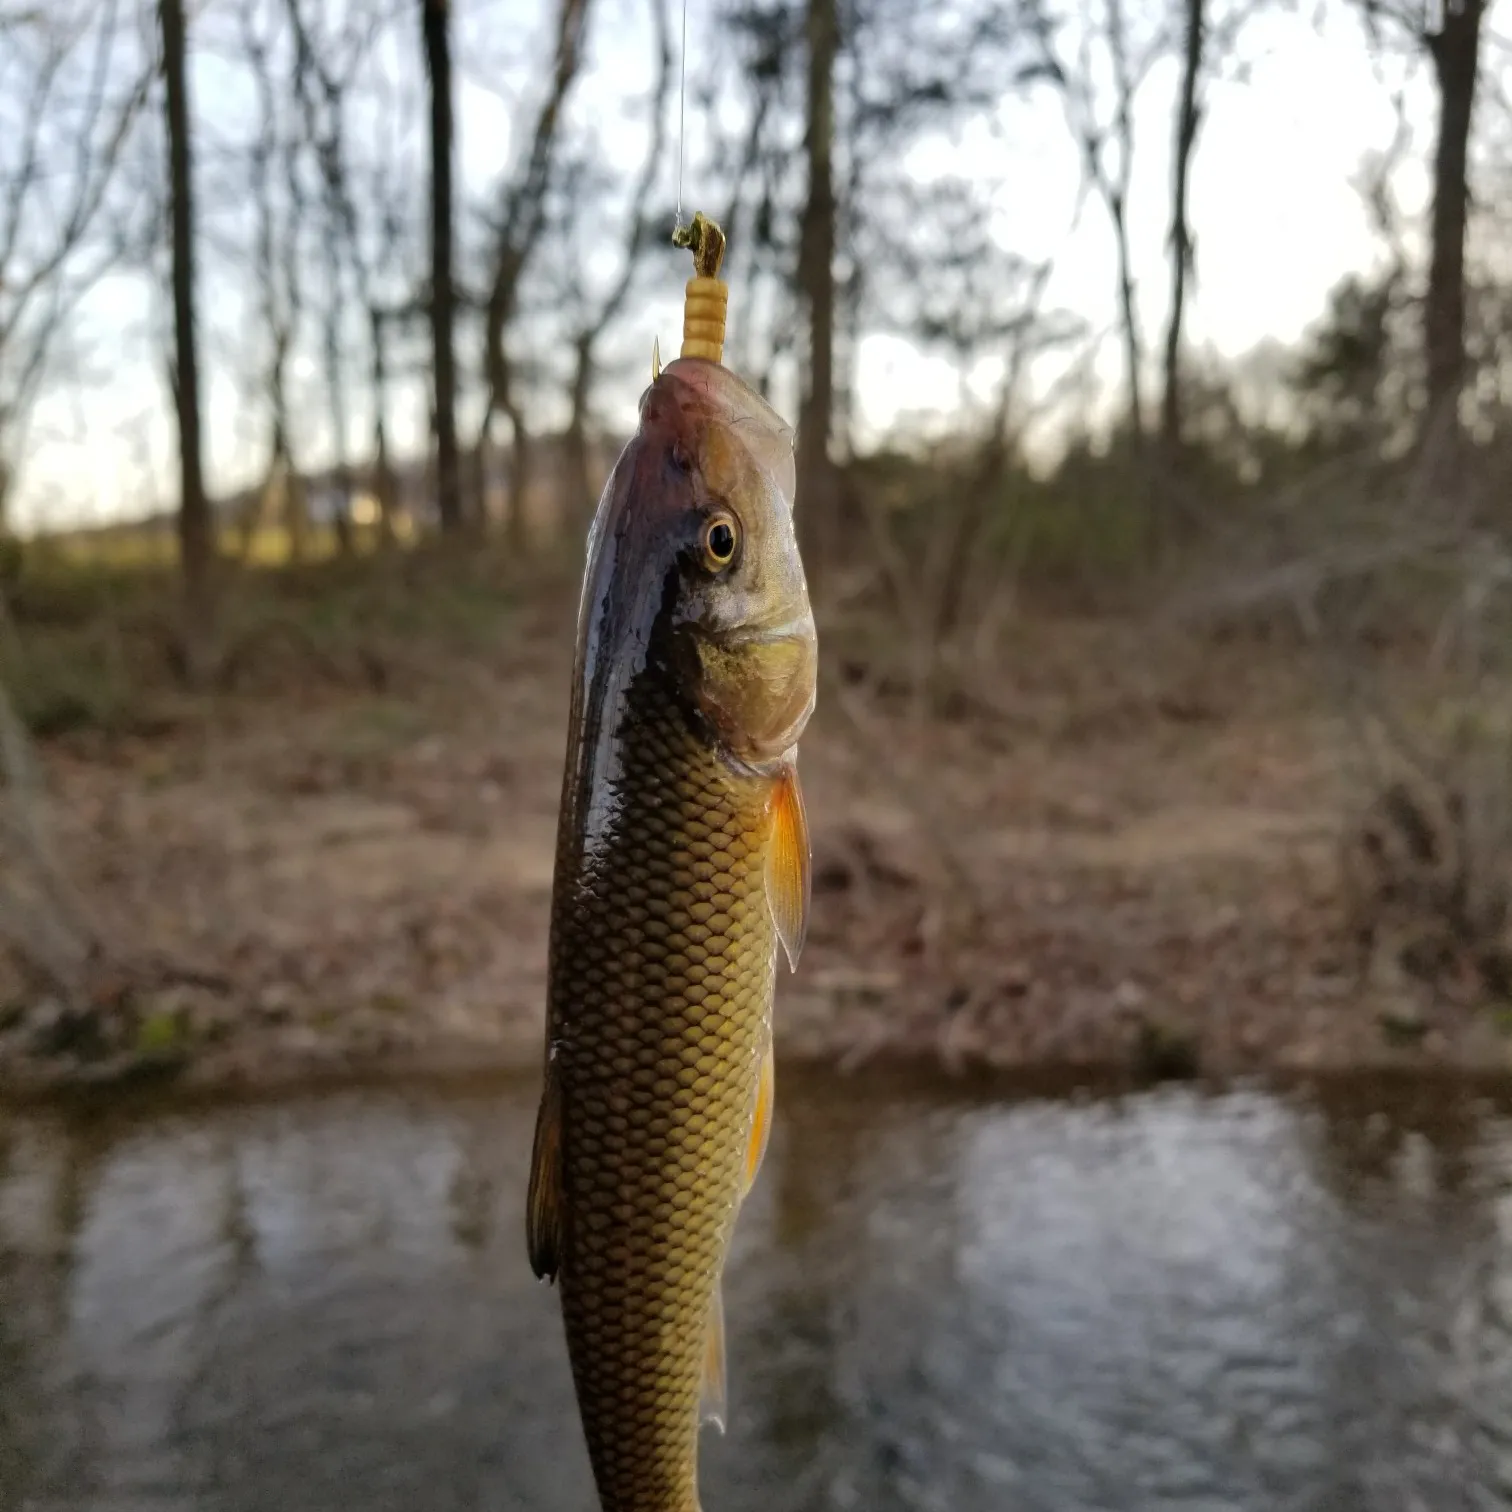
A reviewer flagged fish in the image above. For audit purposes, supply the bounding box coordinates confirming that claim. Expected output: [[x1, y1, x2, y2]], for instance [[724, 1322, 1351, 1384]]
[[527, 352, 816, 1512]]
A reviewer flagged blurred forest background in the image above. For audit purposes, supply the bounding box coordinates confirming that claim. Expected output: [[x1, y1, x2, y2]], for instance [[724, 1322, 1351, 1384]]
[[1, 0, 1511, 1089]]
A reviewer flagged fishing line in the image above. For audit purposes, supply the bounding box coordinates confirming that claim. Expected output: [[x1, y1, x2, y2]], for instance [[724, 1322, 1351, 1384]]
[[676, 0, 689, 230]]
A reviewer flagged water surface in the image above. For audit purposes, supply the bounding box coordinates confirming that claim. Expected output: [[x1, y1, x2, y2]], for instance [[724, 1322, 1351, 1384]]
[[2, 1068, 1510, 1512]]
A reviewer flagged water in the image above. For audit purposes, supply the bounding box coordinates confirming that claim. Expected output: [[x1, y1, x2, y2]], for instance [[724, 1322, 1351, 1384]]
[[1, 1067, 1510, 1512]]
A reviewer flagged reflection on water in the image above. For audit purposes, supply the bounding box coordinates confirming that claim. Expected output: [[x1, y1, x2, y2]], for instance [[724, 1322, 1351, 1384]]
[[1, 1069, 1510, 1512]]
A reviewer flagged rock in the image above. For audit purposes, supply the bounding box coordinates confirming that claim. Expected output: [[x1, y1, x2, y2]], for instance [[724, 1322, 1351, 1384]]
[[255, 984, 296, 1023], [27, 999, 113, 1062], [1377, 1000, 1428, 1046], [1113, 979, 1147, 1013], [1131, 1018, 1200, 1082], [999, 964, 1032, 998]]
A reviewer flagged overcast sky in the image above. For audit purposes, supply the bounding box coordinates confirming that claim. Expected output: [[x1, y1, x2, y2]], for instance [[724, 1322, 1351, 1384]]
[[12, 0, 1498, 532]]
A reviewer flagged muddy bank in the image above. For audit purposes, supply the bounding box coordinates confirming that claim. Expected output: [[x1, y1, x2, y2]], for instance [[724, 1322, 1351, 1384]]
[[2, 608, 1507, 1094]]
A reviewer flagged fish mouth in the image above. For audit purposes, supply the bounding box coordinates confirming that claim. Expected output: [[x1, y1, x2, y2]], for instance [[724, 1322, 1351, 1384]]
[[716, 611, 816, 650]]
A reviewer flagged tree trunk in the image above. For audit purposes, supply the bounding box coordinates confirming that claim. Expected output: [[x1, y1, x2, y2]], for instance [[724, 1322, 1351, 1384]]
[[1161, 0, 1204, 455], [285, 452, 311, 562], [467, 432, 489, 530], [796, 0, 838, 585], [267, 328, 302, 561], [1110, 187, 1144, 449], [565, 335, 595, 538], [562, 0, 669, 547], [369, 306, 397, 546], [323, 297, 353, 555], [474, 0, 590, 551], [247, 412, 291, 561], [1424, 0, 1483, 428], [423, 0, 461, 534], [160, 0, 214, 683], [503, 392, 531, 553]]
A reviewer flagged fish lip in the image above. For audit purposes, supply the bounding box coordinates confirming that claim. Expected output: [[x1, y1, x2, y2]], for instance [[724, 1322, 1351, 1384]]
[[714, 614, 817, 649]]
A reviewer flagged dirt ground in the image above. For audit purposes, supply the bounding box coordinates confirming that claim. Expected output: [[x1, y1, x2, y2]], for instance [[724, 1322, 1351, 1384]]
[[2, 569, 1507, 1093]]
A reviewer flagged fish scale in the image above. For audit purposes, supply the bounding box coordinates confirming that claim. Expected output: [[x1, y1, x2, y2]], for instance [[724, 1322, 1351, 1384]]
[[549, 654, 776, 1512], [530, 346, 812, 1512]]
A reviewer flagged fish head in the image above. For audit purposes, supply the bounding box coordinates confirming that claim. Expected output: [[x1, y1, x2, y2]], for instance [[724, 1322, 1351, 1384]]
[[577, 356, 816, 768]]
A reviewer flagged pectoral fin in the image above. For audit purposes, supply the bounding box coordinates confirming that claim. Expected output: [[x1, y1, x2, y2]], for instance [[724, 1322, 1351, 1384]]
[[743, 1038, 775, 1196], [766, 763, 811, 971], [700, 1284, 728, 1433], [526, 1058, 564, 1281]]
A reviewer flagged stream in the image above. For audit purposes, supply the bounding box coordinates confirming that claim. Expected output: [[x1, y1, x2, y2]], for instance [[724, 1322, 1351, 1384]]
[[1, 1067, 1509, 1511]]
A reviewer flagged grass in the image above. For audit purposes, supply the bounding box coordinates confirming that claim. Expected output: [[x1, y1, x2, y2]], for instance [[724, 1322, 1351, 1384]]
[[28, 514, 422, 572], [0, 526, 528, 737]]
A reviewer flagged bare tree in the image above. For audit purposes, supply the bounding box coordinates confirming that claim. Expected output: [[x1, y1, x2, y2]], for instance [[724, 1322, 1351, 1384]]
[[160, 0, 214, 681], [796, 0, 838, 580], [0, 1, 149, 535], [281, 0, 407, 555], [708, 0, 1025, 438], [1361, 0, 1489, 432], [476, 0, 592, 550], [701, 0, 802, 400], [287, 4, 349, 555], [560, 0, 674, 525], [422, 0, 462, 534], [1024, 0, 1168, 451], [1162, 0, 1204, 453], [251, 1, 423, 551], [238, 3, 308, 559], [1423, 0, 1486, 426], [364, 196, 416, 547], [1160, 0, 1266, 455], [362, 81, 423, 548]]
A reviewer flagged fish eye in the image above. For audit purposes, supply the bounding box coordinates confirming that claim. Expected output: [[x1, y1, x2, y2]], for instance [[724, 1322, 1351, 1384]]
[[701, 512, 739, 572]]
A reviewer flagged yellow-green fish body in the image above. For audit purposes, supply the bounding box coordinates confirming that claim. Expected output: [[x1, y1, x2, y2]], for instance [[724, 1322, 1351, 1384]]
[[529, 356, 815, 1512]]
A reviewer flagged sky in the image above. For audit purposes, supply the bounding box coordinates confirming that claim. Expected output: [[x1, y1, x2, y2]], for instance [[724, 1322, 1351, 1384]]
[[8, 0, 1494, 532]]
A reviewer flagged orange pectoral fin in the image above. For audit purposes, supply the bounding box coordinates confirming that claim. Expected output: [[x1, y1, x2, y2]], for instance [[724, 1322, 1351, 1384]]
[[766, 762, 811, 972], [526, 1057, 564, 1281], [743, 1039, 775, 1196]]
